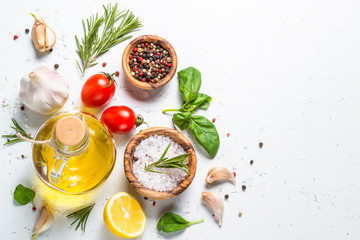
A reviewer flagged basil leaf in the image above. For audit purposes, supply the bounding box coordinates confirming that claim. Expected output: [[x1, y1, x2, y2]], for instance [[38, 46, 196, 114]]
[[178, 67, 201, 102], [189, 115, 220, 157], [14, 184, 35, 205], [190, 93, 212, 110], [172, 112, 191, 130], [157, 212, 204, 233]]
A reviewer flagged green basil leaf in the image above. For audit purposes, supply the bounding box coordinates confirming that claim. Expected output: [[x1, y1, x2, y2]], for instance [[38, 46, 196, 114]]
[[172, 112, 191, 130], [14, 184, 35, 205], [178, 67, 201, 102], [191, 93, 212, 110], [189, 115, 220, 157], [157, 212, 204, 233]]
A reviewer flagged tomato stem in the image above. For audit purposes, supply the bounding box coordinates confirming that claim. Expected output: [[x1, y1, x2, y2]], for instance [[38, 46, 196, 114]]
[[101, 72, 117, 87], [135, 115, 148, 130]]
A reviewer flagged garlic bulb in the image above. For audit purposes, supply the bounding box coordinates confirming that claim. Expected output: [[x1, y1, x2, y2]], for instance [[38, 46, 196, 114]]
[[201, 191, 224, 227], [31, 14, 56, 52], [32, 204, 54, 239], [19, 66, 69, 115], [205, 166, 236, 185]]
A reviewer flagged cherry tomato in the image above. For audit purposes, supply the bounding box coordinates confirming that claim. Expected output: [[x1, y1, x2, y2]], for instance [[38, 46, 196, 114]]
[[102, 106, 143, 134], [81, 73, 116, 108]]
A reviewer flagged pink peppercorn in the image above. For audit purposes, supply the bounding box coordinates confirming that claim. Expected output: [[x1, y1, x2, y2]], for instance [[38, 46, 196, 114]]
[[129, 55, 133, 59], [133, 47, 138, 52], [152, 201, 156, 206], [102, 62, 106, 67], [138, 57, 143, 62], [145, 42, 149, 46], [212, 118, 216, 122], [233, 172, 236, 177], [13, 35, 18, 40], [227, 133, 230, 137], [115, 71, 120, 77], [167, 63, 172, 67]]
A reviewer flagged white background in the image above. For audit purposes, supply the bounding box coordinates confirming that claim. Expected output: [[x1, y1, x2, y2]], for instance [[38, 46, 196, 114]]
[[1, 0, 360, 239]]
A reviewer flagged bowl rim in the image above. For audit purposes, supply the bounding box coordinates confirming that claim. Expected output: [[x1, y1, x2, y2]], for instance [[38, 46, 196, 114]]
[[122, 35, 178, 90], [124, 127, 197, 200]]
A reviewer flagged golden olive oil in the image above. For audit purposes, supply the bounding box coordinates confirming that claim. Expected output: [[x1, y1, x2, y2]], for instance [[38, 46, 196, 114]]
[[33, 113, 115, 194]]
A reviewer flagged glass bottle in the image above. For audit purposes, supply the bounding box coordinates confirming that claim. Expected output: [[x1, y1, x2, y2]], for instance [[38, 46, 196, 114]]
[[32, 112, 116, 194]]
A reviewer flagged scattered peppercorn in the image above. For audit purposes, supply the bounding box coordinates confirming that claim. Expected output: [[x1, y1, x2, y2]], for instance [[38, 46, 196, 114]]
[[115, 71, 120, 77], [250, 160, 254, 165], [21, 155, 25, 159], [233, 172, 236, 177], [32, 207, 36, 211], [102, 62, 107, 67], [224, 194, 229, 199], [259, 142, 263, 148], [227, 133, 230, 137], [128, 41, 172, 83], [13, 35, 18, 40], [144, 197, 148, 200], [242, 185, 246, 190], [49, 48, 53, 53], [152, 201, 156, 206], [212, 118, 216, 122], [25, 29, 29, 34], [238, 211, 242, 217], [54, 64, 59, 69], [20, 105, 25, 111]]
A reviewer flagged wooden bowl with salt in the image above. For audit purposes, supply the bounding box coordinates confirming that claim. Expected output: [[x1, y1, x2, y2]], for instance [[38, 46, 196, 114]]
[[124, 127, 196, 200], [121, 35, 178, 90]]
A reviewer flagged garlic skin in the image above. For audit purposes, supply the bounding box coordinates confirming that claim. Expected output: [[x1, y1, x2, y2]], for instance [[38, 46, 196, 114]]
[[19, 66, 69, 115], [31, 14, 56, 52], [33, 204, 54, 238], [205, 166, 236, 185], [201, 191, 224, 227]]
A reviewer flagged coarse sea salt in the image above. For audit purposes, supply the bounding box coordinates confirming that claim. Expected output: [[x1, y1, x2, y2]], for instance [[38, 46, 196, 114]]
[[133, 134, 188, 192]]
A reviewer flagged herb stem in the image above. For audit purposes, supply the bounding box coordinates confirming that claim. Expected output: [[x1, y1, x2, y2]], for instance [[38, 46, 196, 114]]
[[162, 109, 180, 113], [144, 144, 190, 174], [76, 4, 142, 75]]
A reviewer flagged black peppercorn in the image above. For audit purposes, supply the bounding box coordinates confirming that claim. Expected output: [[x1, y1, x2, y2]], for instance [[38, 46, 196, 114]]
[[54, 64, 59, 69], [250, 160, 254, 165], [225, 194, 229, 199], [259, 142, 263, 148], [25, 29, 29, 34], [242, 185, 246, 190]]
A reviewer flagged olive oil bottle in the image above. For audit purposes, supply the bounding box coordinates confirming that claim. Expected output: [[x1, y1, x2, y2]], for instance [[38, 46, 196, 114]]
[[32, 112, 116, 194]]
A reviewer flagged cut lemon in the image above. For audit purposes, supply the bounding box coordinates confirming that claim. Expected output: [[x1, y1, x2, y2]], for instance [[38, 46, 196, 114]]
[[104, 192, 146, 238]]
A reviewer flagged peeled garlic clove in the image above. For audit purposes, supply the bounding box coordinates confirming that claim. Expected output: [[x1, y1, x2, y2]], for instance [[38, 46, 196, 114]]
[[32, 204, 54, 239], [201, 191, 224, 227], [31, 14, 56, 52], [19, 66, 69, 115], [205, 166, 236, 185]]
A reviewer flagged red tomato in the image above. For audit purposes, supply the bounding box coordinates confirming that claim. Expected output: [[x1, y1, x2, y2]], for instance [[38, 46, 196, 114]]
[[81, 73, 115, 108], [101, 106, 136, 134]]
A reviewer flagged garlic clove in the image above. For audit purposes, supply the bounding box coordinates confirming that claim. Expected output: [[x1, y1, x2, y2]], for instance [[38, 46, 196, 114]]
[[19, 66, 69, 115], [31, 14, 56, 52], [201, 191, 224, 227], [32, 204, 54, 239], [205, 166, 236, 185]]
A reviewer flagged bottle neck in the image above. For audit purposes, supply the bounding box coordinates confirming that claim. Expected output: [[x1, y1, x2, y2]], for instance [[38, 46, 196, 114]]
[[52, 115, 90, 157]]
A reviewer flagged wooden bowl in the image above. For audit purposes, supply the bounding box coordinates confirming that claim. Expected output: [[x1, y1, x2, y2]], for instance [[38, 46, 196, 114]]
[[124, 127, 196, 200], [122, 35, 178, 90]]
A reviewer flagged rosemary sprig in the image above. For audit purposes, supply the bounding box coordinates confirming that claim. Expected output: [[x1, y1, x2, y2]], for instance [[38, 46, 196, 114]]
[[145, 144, 190, 174], [2, 118, 32, 145], [66, 204, 95, 232], [75, 3, 142, 75]]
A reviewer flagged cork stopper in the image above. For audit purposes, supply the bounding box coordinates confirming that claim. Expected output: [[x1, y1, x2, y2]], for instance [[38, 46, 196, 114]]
[[55, 116, 86, 146]]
